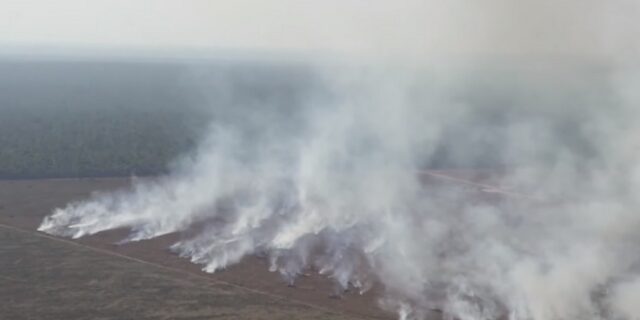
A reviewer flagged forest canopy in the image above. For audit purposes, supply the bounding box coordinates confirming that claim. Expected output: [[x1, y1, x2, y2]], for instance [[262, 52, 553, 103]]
[[0, 59, 210, 179]]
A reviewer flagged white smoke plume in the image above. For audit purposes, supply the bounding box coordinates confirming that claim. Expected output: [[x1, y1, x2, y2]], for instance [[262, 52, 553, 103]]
[[37, 1, 640, 319]]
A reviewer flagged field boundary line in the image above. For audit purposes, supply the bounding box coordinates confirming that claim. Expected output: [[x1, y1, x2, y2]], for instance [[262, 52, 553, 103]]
[[0, 222, 386, 320]]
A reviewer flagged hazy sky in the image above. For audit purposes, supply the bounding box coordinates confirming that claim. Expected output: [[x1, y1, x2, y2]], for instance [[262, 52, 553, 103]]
[[0, 0, 637, 60]]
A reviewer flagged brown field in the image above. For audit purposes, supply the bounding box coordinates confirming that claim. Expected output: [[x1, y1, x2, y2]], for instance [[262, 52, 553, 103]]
[[0, 174, 509, 319], [0, 178, 394, 320]]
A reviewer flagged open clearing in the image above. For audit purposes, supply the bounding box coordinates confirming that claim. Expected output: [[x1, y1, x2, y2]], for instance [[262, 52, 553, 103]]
[[0, 178, 394, 320], [0, 223, 362, 320], [0, 174, 504, 319]]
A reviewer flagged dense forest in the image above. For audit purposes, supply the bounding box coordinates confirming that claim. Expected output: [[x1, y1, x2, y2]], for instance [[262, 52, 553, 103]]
[[0, 58, 212, 179], [0, 57, 602, 179], [0, 57, 317, 179]]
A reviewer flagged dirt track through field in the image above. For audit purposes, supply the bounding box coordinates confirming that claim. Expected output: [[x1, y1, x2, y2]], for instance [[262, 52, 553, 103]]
[[0, 178, 400, 319], [0, 173, 518, 320], [0, 221, 372, 320], [0, 222, 345, 314]]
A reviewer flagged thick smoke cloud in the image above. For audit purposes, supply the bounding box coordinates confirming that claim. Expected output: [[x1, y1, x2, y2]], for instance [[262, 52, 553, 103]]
[[38, 1, 640, 319]]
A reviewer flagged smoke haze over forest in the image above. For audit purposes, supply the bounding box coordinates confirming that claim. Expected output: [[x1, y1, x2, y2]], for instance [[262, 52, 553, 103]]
[[2, 1, 640, 319]]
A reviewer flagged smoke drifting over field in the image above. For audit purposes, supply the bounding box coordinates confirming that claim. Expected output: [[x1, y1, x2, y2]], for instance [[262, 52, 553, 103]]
[[38, 1, 640, 319]]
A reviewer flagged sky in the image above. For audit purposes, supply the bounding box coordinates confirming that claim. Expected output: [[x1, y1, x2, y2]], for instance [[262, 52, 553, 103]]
[[1, 0, 635, 61]]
